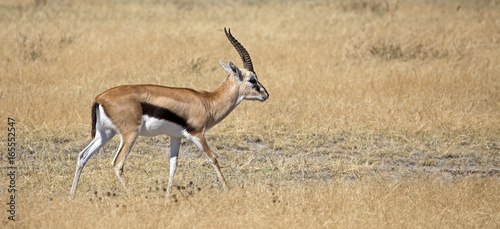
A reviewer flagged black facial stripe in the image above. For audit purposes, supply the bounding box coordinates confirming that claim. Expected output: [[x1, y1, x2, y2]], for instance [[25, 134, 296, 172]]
[[248, 78, 260, 90], [254, 83, 261, 91], [140, 103, 194, 131]]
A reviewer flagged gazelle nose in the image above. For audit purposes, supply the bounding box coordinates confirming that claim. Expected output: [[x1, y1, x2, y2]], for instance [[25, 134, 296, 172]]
[[261, 90, 269, 101]]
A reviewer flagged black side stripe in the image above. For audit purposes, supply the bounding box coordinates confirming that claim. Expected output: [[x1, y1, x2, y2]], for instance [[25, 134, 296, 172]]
[[140, 103, 194, 132]]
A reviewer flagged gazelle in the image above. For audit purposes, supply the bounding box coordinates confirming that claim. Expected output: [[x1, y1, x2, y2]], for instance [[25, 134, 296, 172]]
[[70, 28, 268, 195]]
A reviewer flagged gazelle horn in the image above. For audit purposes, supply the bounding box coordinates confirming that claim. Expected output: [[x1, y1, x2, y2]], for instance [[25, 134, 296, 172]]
[[224, 27, 254, 73]]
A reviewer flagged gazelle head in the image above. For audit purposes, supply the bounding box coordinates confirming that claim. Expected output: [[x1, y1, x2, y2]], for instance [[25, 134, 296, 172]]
[[220, 28, 269, 102]]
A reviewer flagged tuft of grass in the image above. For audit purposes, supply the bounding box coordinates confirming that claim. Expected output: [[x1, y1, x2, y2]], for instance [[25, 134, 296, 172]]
[[369, 42, 449, 61]]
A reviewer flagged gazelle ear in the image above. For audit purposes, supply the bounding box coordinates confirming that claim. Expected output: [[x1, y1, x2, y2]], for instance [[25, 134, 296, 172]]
[[228, 61, 243, 81], [219, 60, 232, 74]]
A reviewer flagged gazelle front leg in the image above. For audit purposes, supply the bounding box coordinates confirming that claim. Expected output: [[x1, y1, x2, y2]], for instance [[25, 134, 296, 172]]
[[166, 137, 181, 195], [185, 132, 229, 191]]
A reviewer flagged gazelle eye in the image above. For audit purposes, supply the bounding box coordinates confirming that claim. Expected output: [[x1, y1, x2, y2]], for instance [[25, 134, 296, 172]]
[[249, 78, 257, 84]]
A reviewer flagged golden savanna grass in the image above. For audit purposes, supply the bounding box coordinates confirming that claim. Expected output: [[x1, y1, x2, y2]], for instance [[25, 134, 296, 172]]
[[1, 0, 499, 228]]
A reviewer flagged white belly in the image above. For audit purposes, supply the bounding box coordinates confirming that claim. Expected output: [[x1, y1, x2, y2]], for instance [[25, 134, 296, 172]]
[[139, 116, 186, 138]]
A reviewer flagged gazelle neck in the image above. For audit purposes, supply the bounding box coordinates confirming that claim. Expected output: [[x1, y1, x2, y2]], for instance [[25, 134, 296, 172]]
[[205, 76, 242, 129]]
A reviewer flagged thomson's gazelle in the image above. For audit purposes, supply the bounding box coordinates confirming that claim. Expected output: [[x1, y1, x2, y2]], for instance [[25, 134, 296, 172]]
[[70, 28, 268, 195]]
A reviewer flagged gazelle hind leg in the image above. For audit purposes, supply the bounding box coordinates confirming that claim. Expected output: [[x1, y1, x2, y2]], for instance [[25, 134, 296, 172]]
[[166, 137, 181, 195], [71, 129, 115, 194], [111, 131, 139, 194]]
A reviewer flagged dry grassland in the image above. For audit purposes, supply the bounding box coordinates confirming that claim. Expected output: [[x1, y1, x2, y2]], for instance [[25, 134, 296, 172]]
[[1, 0, 499, 228]]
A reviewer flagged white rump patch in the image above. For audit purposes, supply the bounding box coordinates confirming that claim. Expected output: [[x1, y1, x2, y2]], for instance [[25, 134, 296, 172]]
[[96, 104, 118, 134]]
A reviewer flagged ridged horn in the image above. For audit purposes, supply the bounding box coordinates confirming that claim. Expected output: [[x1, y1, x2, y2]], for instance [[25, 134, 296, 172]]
[[224, 27, 254, 73]]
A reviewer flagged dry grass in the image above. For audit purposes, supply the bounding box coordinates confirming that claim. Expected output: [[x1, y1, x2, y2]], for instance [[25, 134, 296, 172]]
[[1, 0, 499, 228]]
